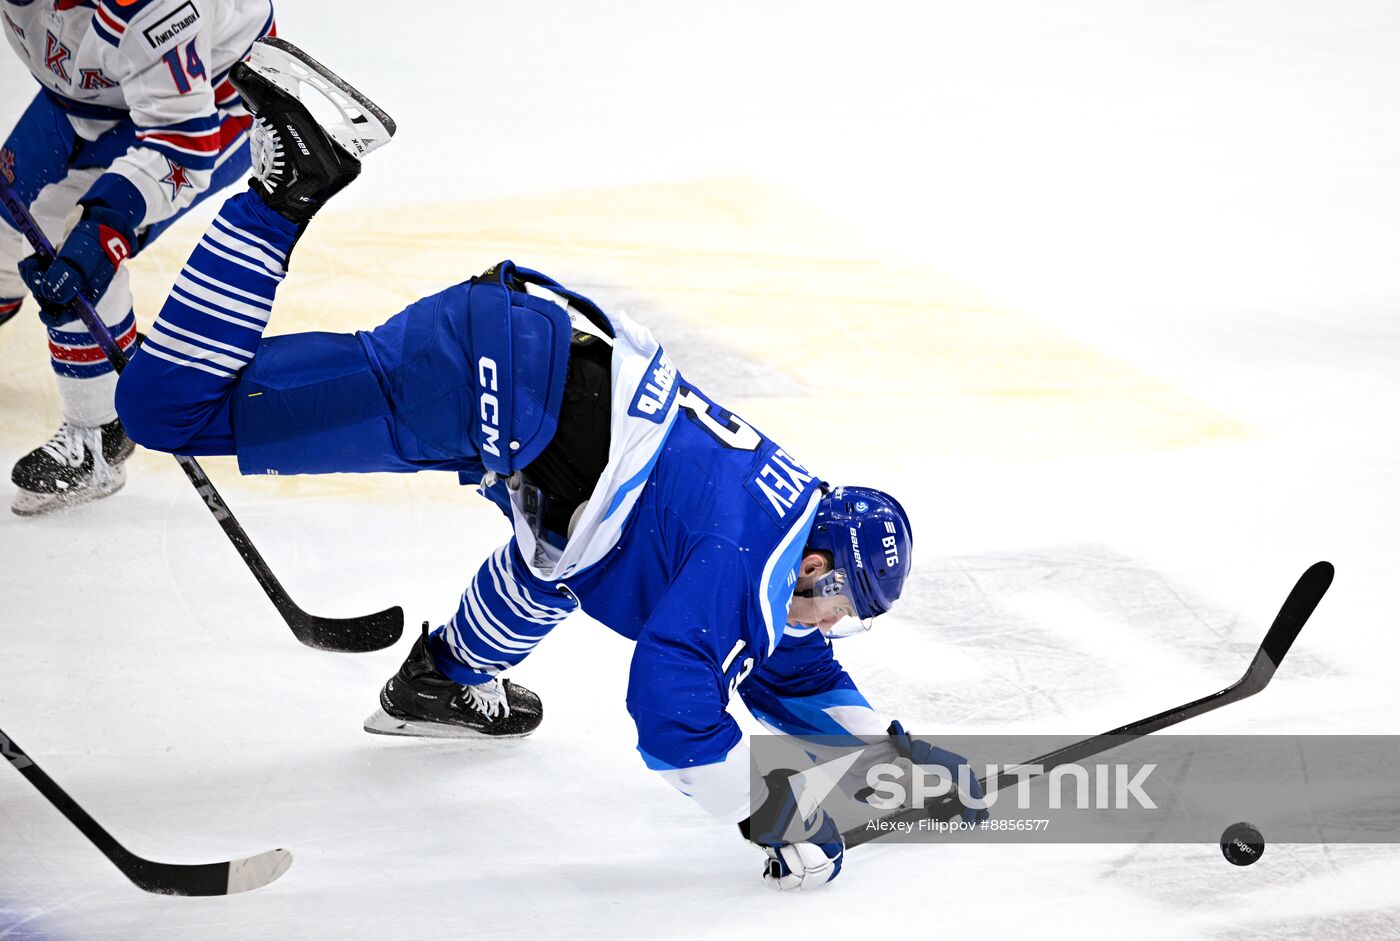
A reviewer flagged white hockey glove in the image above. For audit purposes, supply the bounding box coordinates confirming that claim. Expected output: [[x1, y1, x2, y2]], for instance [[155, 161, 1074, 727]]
[[759, 827, 844, 891], [740, 770, 846, 892]]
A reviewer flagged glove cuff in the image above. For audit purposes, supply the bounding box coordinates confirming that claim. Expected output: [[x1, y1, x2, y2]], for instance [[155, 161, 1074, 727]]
[[79, 172, 146, 239], [743, 769, 800, 846], [81, 204, 137, 252], [887, 719, 915, 759]]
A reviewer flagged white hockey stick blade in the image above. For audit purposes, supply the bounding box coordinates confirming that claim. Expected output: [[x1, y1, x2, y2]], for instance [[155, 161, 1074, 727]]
[[247, 37, 396, 158], [227, 848, 294, 894]]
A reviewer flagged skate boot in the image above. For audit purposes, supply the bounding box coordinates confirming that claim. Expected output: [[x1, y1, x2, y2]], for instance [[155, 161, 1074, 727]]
[[11, 418, 135, 516], [364, 624, 544, 739], [230, 37, 396, 225]]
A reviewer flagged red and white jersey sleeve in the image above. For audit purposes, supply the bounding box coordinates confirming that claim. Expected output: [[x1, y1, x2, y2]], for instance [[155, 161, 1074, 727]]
[[3, 0, 273, 229]]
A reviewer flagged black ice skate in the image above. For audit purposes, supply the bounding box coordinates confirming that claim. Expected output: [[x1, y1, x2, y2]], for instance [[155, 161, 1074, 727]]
[[230, 38, 396, 225], [364, 624, 544, 739], [11, 418, 135, 516]]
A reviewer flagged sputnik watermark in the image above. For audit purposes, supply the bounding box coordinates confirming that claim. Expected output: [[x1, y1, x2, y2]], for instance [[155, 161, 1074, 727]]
[[864, 817, 1056, 833], [864, 761, 1159, 812], [754, 734, 1400, 844]]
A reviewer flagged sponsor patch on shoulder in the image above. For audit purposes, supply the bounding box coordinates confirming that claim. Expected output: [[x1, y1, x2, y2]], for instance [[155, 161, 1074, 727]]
[[627, 347, 679, 424], [143, 0, 199, 50]]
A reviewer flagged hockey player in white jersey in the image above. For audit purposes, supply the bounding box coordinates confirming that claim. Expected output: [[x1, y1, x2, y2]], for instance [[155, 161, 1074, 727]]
[[113, 38, 987, 891], [0, 0, 274, 514]]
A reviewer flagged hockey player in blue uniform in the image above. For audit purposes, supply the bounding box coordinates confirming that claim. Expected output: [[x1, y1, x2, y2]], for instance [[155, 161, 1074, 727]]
[[1, 0, 274, 515], [114, 38, 986, 891]]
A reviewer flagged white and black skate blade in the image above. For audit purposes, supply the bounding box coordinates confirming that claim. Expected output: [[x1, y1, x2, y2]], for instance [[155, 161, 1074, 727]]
[[246, 37, 396, 159], [10, 464, 127, 517], [362, 708, 536, 740]]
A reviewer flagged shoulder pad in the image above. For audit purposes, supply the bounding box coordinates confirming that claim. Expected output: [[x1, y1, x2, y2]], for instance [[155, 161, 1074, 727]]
[[94, 0, 160, 25]]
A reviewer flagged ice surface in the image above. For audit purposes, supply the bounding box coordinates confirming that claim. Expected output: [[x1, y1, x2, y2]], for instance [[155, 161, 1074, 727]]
[[2, 1, 1398, 937]]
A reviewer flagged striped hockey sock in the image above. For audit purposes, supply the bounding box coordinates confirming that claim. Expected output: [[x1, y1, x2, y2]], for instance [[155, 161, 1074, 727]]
[[49, 309, 139, 427], [138, 190, 299, 394], [432, 543, 578, 685]]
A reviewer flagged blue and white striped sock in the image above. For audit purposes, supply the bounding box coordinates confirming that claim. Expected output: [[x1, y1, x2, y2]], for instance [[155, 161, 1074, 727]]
[[431, 542, 578, 685], [139, 190, 299, 387]]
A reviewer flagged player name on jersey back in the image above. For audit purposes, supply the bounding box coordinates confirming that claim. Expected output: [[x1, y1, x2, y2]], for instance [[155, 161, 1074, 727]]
[[747, 446, 817, 523]]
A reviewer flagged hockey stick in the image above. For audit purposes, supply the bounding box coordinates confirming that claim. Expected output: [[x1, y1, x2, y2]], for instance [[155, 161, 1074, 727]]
[[0, 179, 402, 653], [845, 560, 1334, 848], [0, 724, 291, 895]]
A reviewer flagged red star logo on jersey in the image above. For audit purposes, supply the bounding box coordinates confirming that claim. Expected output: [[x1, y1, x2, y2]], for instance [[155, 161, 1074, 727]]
[[160, 158, 192, 199], [0, 148, 15, 185]]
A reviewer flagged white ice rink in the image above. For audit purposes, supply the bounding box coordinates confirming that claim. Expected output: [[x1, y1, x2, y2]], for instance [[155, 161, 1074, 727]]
[[3, 1, 1399, 937]]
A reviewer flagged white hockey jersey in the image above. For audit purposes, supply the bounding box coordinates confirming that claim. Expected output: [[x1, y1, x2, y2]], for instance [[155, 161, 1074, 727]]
[[2, 0, 274, 228]]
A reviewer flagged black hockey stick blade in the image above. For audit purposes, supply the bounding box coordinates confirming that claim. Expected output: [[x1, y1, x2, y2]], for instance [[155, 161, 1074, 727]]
[[2, 726, 292, 895], [285, 603, 406, 653], [1235, 559, 1333, 698], [1083, 559, 1334, 740], [176, 456, 403, 652]]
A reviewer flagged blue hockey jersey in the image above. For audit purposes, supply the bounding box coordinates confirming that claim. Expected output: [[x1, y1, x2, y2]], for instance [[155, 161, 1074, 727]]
[[427, 293, 891, 823]]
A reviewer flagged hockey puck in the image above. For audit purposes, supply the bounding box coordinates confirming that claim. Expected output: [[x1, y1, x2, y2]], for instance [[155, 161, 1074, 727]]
[[1220, 822, 1265, 866]]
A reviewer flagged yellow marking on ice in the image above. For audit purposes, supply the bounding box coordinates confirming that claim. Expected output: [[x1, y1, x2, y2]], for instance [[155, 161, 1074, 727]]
[[0, 178, 1247, 503]]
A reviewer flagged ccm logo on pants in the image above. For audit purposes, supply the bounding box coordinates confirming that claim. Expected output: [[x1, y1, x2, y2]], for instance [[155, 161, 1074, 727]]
[[479, 357, 501, 457]]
